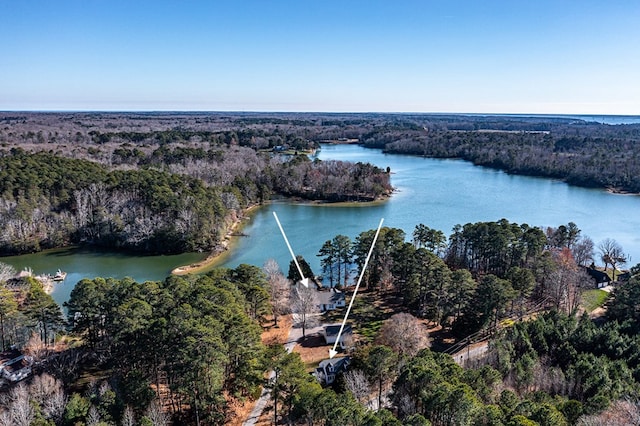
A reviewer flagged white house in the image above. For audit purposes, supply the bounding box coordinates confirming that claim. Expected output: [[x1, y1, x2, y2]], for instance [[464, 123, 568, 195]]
[[323, 323, 353, 349], [314, 356, 350, 385], [316, 288, 346, 312]]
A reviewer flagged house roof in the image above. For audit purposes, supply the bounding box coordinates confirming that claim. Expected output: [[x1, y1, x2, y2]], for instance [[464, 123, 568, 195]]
[[316, 289, 345, 305], [318, 356, 350, 371], [2, 356, 29, 374], [324, 323, 352, 337], [617, 271, 631, 281], [0, 350, 33, 380], [0, 349, 21, 365], [584, 266, 611, 283]]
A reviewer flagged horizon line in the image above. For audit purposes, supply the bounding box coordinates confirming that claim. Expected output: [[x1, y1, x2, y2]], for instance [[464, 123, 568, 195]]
[[1, 109, 639, 118]]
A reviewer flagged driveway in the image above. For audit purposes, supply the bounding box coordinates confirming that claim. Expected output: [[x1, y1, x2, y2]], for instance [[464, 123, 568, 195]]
[[243, 317, 325, 426]]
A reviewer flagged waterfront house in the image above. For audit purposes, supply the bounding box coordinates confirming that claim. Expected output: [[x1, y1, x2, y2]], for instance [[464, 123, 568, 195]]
[[0, 350, 33, 383], [317, 288, 346, 312], [314, 356, 350, 385], [584, 266, 612, 288]]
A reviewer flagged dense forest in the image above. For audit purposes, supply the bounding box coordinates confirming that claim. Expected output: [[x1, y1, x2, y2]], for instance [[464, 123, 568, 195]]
[[0, 149, 390, 255], [2, 112, 640, 196], [285, 220, 636, 425], [0, 215, 638, 424], [0, 113, 394, 255], [316, 220, 596, 333], [355, 115, 640, 193], [0, 262, 272, 425], [0, 218, 638, 425]]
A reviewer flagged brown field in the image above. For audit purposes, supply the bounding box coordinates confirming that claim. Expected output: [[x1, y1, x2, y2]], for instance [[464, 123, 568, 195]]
[[293, 333, 331, 371]]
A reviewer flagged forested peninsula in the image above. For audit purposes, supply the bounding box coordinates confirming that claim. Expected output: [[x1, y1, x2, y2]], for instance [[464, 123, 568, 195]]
[[369, 118, 640, 194], [0, 113, 393, 255]]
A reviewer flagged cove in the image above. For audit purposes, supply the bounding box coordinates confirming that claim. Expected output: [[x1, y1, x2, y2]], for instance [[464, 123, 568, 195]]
[[217, 144, 640, 276], [0, 248, 204, 306]]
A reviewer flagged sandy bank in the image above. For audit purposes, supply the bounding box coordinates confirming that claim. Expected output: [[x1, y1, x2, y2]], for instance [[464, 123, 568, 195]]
[[170, 204, 260, 275], [170, 194, 391, 275]]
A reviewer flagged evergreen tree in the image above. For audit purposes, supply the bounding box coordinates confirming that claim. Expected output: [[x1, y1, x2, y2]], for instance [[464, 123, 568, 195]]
[[287, 255, 314, 283], [21, 277, 64, 346]]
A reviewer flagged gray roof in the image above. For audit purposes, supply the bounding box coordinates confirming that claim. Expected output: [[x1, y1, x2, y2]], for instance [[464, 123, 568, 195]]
[[318, 356, 350, 371], [316, 289, 345, 305], [324, 323, 352, 337]]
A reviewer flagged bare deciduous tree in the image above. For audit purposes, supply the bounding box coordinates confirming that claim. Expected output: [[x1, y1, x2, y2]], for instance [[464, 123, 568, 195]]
[[291, 284, 319, 339], [43, 389, 66, 425], [145, 399, 171, 426], [86, 405, 101, 426], [0, 411, 12, 426], [263, 258, 281, 282], [578, 398, 640, 425], [376, 313, 430, 358], [24, 332, 47, 362], [344, 369, 372, 408], [0, 262, 15, 283], [30, 372, 58, 401], [30, 373, 66, 422], [572, 235, 594, 267], [98, 381, 112, 398], [122, 406, 136, 426], [263, 259, 291, 327], [546, 249, 590, 313], [598, 238, 627, 281], [2, 384, 34, 426]]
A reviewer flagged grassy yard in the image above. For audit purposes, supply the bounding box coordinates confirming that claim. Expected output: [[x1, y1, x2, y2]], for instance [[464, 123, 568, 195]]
[[581, 289, 610, 312], [322, 288, 400, 344]]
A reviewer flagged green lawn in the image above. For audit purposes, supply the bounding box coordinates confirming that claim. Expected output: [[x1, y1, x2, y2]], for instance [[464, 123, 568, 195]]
[[321, 289, 397, 344], [581, 289, 609, 312]]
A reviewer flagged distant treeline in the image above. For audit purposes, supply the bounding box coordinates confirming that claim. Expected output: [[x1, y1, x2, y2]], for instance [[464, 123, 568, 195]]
[[355, 117, 640, 193], [376, 130, 640, 193], [3, 111, 638, 192]]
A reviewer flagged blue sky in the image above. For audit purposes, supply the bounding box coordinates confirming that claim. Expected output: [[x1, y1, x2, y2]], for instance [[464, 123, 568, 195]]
[[1, 1, 639, 114]]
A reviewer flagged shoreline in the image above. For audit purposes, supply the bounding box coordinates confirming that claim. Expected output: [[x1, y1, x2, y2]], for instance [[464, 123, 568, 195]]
[[284, 192, 392, 207], [170, 193, 391, 275], [606, 187, 640, 196], [170, 204, 261, 275], [380, 146, 640, 197]]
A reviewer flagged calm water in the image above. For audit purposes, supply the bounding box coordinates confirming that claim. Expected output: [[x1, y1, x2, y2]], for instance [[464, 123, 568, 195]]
[[0, 248, 204, 306], [218, 144, 640, 275], [469, 114, 640, 125], [2, 143, 640, 305], [555, 115, 640, 125]]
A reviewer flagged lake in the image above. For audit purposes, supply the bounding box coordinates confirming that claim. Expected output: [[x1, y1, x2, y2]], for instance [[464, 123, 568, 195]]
[[217, 144, 640, 276], [2, 143, 640, 305], [0, 248, 204, 306]]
